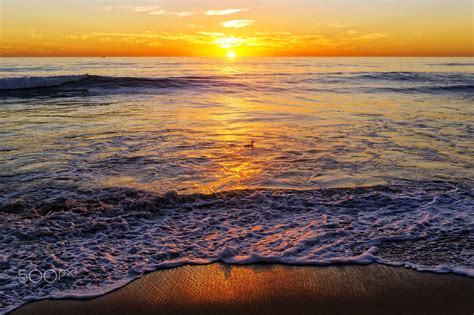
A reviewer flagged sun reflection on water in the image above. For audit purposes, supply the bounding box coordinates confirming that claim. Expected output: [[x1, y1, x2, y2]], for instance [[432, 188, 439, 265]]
[[10, 58, 470, 197]]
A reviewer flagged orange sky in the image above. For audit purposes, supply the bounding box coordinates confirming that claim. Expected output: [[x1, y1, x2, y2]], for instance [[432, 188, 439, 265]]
[[1, 0, 473, 57]]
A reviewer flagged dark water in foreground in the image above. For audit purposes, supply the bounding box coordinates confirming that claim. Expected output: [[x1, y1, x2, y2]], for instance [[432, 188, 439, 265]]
[[0, 57, 473, 313]]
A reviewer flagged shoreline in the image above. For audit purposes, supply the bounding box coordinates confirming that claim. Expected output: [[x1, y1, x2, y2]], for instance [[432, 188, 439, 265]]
[[11, 263, 474, 315]]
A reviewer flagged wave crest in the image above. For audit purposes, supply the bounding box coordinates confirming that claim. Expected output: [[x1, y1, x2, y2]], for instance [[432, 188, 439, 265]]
[[0, 74, 242, 91], [0, 75, 88, 90], [0, 72, 473, 98]]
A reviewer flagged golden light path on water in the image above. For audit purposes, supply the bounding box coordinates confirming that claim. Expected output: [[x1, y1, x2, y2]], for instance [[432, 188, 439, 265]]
[[1, 57, 472, 196], [74, 58, 471, 195]]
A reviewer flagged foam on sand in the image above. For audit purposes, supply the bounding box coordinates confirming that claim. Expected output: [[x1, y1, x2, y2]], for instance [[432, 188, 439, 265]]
[[1, 182, 472, 314]]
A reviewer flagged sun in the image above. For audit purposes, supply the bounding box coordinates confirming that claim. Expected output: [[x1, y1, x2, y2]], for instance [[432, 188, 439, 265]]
[[227, 51, 237, 59]]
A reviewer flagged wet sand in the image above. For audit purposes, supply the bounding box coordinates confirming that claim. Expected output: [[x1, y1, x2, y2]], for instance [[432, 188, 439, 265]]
[[12, 263, 474, 315]]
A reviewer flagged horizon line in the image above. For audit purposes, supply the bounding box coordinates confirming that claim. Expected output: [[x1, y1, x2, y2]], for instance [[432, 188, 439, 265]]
[[2, 55, 473, 58]]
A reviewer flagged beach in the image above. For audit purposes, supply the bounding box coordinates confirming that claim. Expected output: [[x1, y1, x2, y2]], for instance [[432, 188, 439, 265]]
[[12, 263, 474, 315]]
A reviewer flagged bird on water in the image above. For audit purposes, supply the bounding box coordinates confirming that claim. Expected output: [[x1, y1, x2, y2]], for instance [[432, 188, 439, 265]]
[[244, 141, 255, 148]]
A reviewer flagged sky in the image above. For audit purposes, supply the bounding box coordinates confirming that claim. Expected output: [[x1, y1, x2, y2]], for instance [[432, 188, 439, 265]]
[[0, 0, 473, 57]]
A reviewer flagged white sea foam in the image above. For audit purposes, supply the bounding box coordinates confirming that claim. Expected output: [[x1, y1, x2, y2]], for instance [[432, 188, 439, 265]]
[[0, 184, 472, 314]]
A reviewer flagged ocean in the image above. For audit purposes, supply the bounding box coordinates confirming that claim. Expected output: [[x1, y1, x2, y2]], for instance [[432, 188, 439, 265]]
[[0, 57, 473, 313]]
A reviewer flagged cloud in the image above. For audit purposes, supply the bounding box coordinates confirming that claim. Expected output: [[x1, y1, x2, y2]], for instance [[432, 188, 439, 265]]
[[64, 31, 273, 50], [329, 23, 354, 28], [66, 31, 214, 47], [356, 33, 389, 40], [255, 31, 291, 36], [198, 32, 226, 37], [187, 24, 204, 29], [104, 6, 161, 13], [148, 10, 195, 17], [205, 9, 247, 16], [29, 29, 43, 39], [177, 11, 196, 17], [213, 37, 248, 49], [66, 34, 91, 40], [132, 6, 161, 13], [149, 10, 195, 17], [105, 6, 195, 17], [64, 30, 385, 54], [346, 30, 359, 36], [222, 20, 254, 28], [149, 10, 166, 15]]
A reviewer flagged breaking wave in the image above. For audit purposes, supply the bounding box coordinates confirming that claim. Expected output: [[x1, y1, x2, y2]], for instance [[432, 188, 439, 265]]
[[0, 75, 88, 90], [0, 74, 243, 91], [1, 72, 473, 98]]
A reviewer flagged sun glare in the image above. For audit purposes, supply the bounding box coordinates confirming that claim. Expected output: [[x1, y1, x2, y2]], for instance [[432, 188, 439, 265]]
[[227, 51, 237, 59]]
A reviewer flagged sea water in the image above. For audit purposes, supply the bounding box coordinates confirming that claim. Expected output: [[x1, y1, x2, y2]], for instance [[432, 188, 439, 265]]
[[0, 57, 473, 313]]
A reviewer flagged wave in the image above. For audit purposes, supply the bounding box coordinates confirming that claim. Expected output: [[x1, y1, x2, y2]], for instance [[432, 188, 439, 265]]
[[430, 63, 474, 67], [377, 84, 474, 94], [2, 72, 472, 90], [0, 75, 88, 90], [0, 74, 252, 99], [353, 71, 473, 83], [0, 72, 473, 99], [0, 74, 243, 91], [1, 182, 472, 314]]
